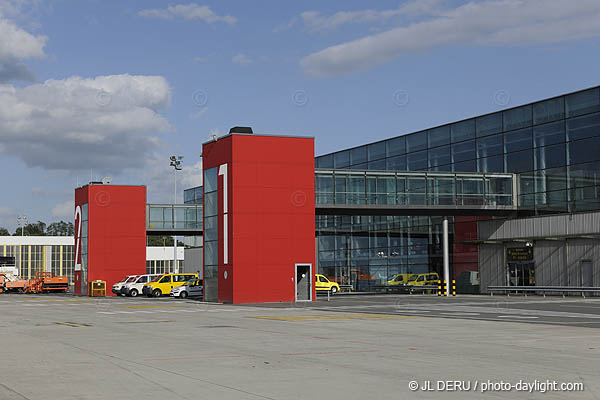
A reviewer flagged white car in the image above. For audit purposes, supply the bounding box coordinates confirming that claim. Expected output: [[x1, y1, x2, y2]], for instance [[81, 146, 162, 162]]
[[112, 275, 139, 295], [171, 279, 203, 299], [121, 274, 160, 297]]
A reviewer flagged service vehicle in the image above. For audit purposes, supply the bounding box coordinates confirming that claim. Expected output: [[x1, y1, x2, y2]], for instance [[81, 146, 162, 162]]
[[112, 275, 138, 295], [406, 272, 440, 286], [171, 278, 203, 298], [386, 273, 412, 286], [142, 273, 198, 297], [315, 274, 341, 294], [121, 274, 159, 297]]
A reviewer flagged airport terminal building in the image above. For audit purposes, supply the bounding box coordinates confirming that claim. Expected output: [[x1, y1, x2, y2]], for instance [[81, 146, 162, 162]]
[[311, 85, 600, 292]]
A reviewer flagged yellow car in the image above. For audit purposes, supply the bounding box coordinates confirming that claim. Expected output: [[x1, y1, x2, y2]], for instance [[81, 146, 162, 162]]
[[142, 273, 199, 297], [386, 273, 412, 286], [315, 274, 341, 294], [406, 272, 440, 286]]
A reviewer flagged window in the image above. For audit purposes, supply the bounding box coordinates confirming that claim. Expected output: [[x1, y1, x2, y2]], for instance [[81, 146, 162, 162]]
[[476, 113, 502, 137], [138, 276, 147, 283], [567, 112, 600, 141], [316, 154, 333, 168], [453, 159, 477, 172], [478, 155, 504, 173], [506, 149, 533, 173], [533, 97, 564, 125], [428, 145, 451, 168], [503, 105, 532, 131], [350, 146, 367, 165], [417, 275, 424, 282], [504, 128, 532, 153], [407, 150, 428, 171], [386, 155, 406, 170], [568, 136, 600, 165], [159, 275, 171, 283], [406, 131, 427, 152], [566, 87, 600, 118], [534, 143, 566, 170], [452, 140, 476, 163], [368, 159, 386, 170], [368, 141, 386, 161], [386, 136, 406, 156], [451, 119, 475, 143], [533, 121, 565, 147], [428, 126, 450, 148], [334, 151, 350, 168], [477, 134, 503, 158]]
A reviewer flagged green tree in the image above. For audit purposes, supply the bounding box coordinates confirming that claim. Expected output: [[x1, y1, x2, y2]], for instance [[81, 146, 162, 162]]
[[0, 227, 9, 236], [13, 221, 46, 236], [47, 221, 74, 236]]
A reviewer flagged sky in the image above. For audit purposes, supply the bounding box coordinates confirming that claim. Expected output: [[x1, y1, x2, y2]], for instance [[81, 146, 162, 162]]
[[1, 0, 600, 232]]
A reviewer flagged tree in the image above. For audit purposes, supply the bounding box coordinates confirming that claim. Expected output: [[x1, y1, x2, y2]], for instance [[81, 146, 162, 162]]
[[0, 227, 9, 236], [13, 221, 46, 236], [47, 221, 74, 236]]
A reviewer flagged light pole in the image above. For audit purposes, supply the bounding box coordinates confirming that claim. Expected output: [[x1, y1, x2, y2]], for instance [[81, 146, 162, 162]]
[[16, 214, 28, 236], [170, 156, 183, 273]]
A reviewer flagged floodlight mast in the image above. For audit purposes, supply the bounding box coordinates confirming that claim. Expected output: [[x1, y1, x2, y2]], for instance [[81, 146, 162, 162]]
[[169, 156, 183, 273]]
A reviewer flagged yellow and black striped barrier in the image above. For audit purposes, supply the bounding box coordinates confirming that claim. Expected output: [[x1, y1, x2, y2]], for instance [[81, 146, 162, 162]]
[[437, 279, 456, 296]]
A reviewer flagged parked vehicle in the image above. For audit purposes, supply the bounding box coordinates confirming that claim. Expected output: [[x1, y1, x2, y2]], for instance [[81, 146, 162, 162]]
[[406, 272, 440, 286], [386, 273, 412, 286], [171, 279, 203, 299], [142, 273, 199, 297], [121, 274, 159, 297], [315, 274, 340, 294], [112, 275, 138, 295]]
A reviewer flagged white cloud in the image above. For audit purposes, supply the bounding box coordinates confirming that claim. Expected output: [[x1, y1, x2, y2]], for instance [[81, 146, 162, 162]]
[[51, 200, 73, 219], [232, 53, 252, 66], [299, 1, 441, 32], [0, 74, 172, 171], [0, 15, 46, 61], [301, 0, 600, 77], [138, 4, 236, 24], [189, 107, 207, 120]]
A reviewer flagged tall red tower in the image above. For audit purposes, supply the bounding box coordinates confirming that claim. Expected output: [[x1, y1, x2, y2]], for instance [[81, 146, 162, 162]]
[[74, 184, 147, 296], [202, 133, 315, 304]]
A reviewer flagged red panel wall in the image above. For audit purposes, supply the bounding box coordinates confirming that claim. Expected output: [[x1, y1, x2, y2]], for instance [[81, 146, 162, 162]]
[[203, 134, 315, 304], [452, 216, 491, 280], [74, 185, 147, 296]]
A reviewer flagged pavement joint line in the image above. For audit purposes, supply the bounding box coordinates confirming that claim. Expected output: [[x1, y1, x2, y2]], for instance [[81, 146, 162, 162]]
[[250, 314, 416, 321]]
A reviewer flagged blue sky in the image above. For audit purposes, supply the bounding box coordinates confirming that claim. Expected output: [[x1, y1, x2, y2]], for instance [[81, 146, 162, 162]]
[[1, 0, 600, 232]]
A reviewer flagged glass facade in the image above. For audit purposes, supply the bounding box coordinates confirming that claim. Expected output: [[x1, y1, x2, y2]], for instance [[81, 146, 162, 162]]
[[203, 168, 219, 302], [315, 86, 600, 290]]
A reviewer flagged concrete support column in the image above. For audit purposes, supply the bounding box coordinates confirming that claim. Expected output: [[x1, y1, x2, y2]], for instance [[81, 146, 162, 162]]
[[443, 217, 450, 297]]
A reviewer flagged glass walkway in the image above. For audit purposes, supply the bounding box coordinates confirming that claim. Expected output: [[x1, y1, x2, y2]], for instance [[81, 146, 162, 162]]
[[146, 170, 519, 233], [315, 169, 518, 216]]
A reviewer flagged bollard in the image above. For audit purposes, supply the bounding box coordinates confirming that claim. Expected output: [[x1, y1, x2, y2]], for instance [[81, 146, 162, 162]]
[[437, 280, 442, 296], [443, 280, 447, 296], [452, 279, 456, 296]]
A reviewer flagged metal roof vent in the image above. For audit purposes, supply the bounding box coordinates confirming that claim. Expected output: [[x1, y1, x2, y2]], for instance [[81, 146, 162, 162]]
[[229, 126, 253, 134]]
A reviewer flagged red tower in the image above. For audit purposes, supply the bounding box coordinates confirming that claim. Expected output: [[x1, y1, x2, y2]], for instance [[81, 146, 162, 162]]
[[202, 133, 315, 304], [74, 184, 146, 296]]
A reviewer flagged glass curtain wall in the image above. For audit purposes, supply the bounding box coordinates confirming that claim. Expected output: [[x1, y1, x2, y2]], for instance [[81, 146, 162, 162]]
[[203, 168, 219, 302]]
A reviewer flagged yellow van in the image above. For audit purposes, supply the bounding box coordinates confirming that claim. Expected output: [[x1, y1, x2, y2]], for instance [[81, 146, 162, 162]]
[[386, 273, 412, 286], [406, 272, 440, 286], [315, 274, 341, 294], [142, 273, 199, 297]]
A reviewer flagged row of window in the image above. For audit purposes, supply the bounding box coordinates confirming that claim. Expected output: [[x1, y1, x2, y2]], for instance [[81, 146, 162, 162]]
[[316, 89, 600, 168]]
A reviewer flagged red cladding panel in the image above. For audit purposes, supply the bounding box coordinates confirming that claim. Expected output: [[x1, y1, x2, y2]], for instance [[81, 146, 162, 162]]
[[203, 134, 315, 304], [74, 185, 147, 296]]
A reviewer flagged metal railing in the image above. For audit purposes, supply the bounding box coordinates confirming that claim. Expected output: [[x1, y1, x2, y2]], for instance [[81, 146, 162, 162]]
[[488, 285, 600, 298]]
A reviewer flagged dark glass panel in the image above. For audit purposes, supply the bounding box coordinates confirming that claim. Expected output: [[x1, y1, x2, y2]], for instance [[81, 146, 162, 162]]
[[350, 146, 367, 165], [453, 159, 477, 172], [451, 139, 476, 162], [566, 87, 600, 118], [407, 150, 428, 171], [333, 151, 350, 168], [451, 119, 475, 143], [406, 131, 427, 152], [506, 149, 533, 173], [386, 136, 406, 156], [503, 105, 532, 131], [568, 136, 600, 165], [478, 155, 504, 173], [317, 154, 333, 168], [533, 121, 565, 148], [504, 128, 532, 153], [386, 155, 406, 170], [368, 141, 386, 161], [476, 113, 502, 137], [476, 134, 503, 158], [534, 143, 566, 170], [428, 145, 451, 167], [367, 159, 386, 170], [428, 126, 450, 148], [567, 112, 600, 141], [533, 97, 564, 125]]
